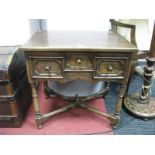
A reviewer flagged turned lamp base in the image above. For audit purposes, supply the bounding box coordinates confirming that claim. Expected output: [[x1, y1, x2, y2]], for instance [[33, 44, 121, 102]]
[[124, 22, 155, 120], [124, 93, 155, 119]]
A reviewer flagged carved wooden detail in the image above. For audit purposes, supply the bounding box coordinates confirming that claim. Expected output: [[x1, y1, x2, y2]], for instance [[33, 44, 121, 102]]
[[31, 57, 63, 78], [65, 54, 93, 71], [94, 57, 127, 79]]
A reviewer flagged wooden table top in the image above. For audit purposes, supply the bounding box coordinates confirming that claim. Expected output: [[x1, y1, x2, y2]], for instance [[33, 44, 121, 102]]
[[21, 31, 137, 52]]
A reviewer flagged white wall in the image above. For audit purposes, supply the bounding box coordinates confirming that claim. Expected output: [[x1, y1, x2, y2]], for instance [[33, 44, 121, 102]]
[[0, 18, 154, 51], [118, 19, 154, 50], [46, 19, 110, 31], [29, 19, 41, 35], [0, 19, 40, 46]]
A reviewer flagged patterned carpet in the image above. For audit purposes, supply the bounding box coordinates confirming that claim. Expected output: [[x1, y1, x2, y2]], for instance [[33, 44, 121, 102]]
[[105, 62, 155, 135]]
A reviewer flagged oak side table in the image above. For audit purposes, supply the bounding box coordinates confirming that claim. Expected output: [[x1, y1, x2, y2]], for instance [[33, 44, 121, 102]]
[[21, 31, 137, 129]]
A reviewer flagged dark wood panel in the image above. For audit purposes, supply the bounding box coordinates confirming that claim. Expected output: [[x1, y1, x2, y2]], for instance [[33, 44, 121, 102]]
[[0, 47, 32, 128]]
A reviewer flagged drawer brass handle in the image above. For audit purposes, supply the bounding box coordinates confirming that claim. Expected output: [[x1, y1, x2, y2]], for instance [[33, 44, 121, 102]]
[[76, 58, 82, 64], [44, 66, 51, 71], [108, 64, 113, 71]]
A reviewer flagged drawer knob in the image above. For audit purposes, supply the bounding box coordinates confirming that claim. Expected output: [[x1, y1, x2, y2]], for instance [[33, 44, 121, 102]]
[[76, 58, 82, 64], [44, 66, 51, 71], [108, 64, 113, 71]]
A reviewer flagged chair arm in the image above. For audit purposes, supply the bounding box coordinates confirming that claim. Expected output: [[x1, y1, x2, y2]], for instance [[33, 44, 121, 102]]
[[110, 19, 137, 46]]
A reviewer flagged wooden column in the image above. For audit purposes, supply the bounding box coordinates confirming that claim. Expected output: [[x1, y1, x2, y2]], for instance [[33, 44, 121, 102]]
[[148, 22, 155, 58], [124, 21, 155, 119]]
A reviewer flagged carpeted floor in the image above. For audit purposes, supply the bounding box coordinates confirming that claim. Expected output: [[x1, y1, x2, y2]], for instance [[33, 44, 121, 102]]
[[105, 61, 155, 135], [0, 82, 113, 135]]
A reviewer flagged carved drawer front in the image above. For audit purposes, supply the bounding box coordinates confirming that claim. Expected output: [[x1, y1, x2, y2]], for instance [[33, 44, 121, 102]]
[[64, 54, 93, 71], [94, 57, 127, 79], [31, 57, 63, 78]]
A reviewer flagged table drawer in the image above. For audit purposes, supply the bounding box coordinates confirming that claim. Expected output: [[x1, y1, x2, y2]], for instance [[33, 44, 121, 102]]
[[30, 57, 64, 78], [64, 53, 93, 71], [94, 57, 128, 79]]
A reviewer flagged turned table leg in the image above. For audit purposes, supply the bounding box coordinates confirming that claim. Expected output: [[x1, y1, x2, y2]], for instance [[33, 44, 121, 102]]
[[112, 84, 126, 128], [30, 83, 43, 129]]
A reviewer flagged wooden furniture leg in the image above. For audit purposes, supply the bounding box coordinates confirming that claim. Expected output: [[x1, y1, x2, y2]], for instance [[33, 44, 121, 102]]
[[112, 84, 126, 128], [30, 83, 43, 129]]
